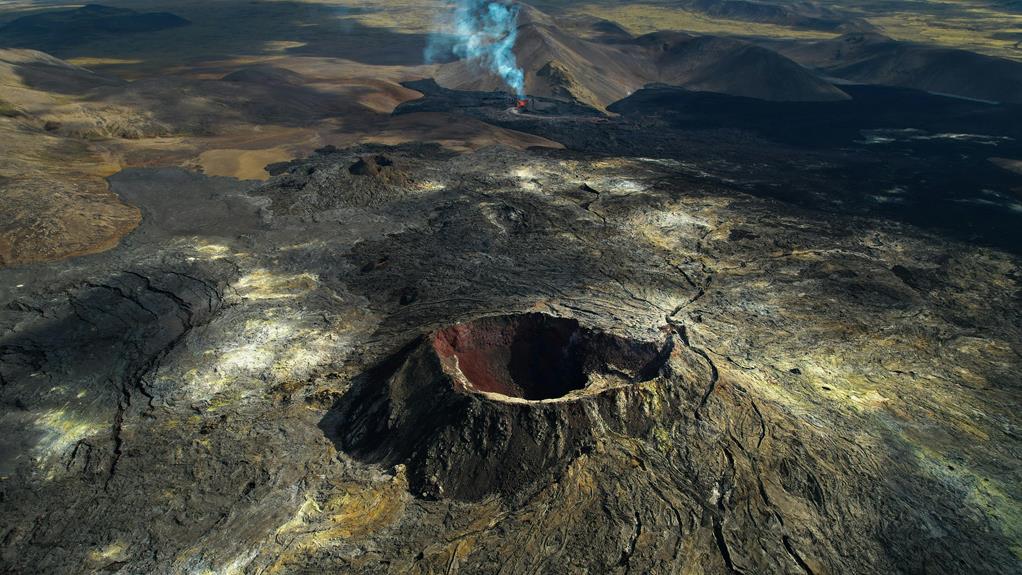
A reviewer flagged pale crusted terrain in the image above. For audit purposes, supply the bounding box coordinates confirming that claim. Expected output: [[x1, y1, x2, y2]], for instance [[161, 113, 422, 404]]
[[1, 145, 1018, 574]]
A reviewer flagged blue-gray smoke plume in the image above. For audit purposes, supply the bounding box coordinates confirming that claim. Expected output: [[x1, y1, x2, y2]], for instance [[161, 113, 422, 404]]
[[426, 0, 526, 97]]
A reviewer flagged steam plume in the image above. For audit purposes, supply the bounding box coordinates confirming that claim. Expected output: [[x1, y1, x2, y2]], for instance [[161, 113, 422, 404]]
[[426, 0, 526, 97]]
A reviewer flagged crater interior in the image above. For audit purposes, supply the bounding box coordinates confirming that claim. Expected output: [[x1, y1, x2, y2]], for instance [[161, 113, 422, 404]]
[[432, 313, 664, 401]]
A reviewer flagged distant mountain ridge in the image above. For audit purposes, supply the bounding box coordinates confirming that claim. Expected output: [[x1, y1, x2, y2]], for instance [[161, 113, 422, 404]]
[[435, 4, 848, 108], [766, 32, 1022, 104], [681, 0, 874, 32], [0, 4, 190, 51]]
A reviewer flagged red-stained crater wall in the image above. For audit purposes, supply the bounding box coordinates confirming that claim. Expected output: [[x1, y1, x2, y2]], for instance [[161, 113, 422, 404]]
[[433, 314, 588, 400]]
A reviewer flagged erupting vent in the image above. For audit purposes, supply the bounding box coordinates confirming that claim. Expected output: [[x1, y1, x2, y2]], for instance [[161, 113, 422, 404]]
[[432, 313, 667, 401]]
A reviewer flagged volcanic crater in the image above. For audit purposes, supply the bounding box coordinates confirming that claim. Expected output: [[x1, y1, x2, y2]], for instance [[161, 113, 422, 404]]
[[433, 313, 669, 401], [336, 313, 682, 500]]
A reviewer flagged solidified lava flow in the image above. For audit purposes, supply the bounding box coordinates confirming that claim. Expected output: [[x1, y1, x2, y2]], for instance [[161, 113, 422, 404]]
[[432, 313, 667, 401]]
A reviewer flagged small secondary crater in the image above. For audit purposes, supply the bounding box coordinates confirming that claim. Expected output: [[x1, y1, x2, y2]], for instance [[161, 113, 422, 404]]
[[432, 313, 667, 401]]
